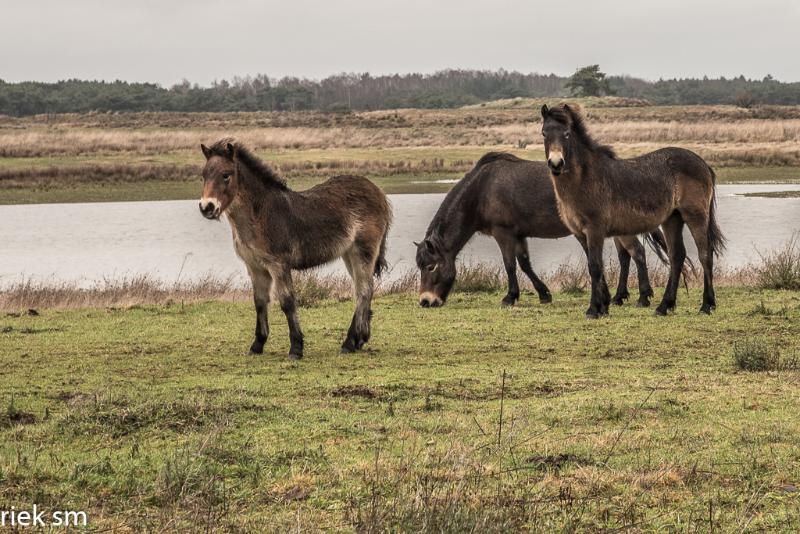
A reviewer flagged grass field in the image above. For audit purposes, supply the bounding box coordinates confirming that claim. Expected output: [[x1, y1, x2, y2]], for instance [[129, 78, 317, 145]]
[[2, 100, 800, 204], [743, 190, 800, 198], [1, 286, 800, 531]]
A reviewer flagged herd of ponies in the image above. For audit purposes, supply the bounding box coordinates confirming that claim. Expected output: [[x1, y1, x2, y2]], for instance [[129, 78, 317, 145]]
[[198, 104, 724, 360]]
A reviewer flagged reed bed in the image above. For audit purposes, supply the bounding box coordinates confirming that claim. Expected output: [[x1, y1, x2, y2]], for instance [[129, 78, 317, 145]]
[[3, 121, 800, 158], [2, 105, 800, 158]]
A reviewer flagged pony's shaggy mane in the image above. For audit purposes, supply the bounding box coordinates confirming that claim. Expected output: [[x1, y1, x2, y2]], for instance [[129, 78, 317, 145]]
[[547, 104, 617, 159], [208, 137, 288, 190], [422, 153, 510, 244]]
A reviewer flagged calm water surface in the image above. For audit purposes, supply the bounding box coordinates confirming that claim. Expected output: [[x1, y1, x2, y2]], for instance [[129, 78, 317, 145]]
[[1, 185, 799, 287]]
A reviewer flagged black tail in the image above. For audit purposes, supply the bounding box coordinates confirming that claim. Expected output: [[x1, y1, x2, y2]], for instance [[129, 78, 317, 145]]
[[374, 228, 389, 277], [644, 228, 696, 279], [707, 167, 726, 257], [643, 229, 669, 265]]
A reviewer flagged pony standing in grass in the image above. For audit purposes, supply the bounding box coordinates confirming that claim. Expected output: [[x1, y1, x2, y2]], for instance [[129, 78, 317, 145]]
[[541, 104, 725, 318], [415, 152, 668, 309], [199, 139, 391, 359]]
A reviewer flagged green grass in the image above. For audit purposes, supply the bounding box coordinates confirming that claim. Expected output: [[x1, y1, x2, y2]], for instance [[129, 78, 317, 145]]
[[0, 163, 797, 205], [742, 190, 800, 198], [0, 147, 527, 170], [717, 166, 800, 184], [0, 171, 461, 205], [1, 287, 800, 531], [0, 181, 202, 205]]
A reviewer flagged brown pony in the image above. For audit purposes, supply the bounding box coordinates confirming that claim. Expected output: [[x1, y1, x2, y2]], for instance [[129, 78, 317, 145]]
[[199, 139, 391, 359], [541, 104, 725, 318]]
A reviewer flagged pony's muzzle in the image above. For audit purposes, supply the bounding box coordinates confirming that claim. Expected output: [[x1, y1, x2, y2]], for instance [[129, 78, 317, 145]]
[[547, 156, 565, 175], [547, 148, 565, 175], [419, 292, 443, 308], [199, 199, 220, 219]]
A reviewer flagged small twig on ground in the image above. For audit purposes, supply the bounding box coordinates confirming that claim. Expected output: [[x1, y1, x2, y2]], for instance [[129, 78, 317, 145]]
[[497, 369, 506, 447]]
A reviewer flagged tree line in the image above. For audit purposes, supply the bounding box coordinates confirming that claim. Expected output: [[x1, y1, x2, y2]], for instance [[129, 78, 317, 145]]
[[0, 68, 798, 116]]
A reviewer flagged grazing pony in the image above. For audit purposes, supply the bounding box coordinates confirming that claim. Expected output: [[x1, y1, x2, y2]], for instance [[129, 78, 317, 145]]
[[415, 152, 668, 308], [541, 104, 724, 318], [199, 139, 391, 358]]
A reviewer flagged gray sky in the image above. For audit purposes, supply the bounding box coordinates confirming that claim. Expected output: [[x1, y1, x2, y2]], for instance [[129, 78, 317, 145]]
[[2, 0, 799, 86]]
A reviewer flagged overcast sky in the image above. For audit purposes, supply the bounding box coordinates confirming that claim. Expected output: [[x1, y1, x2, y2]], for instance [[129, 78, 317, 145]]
[[2, 0, 799, 86]]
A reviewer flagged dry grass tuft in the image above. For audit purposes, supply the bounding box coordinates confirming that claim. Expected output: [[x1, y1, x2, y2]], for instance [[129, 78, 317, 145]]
[[0, 256, 774, 312], [0, 274, 246, 311]]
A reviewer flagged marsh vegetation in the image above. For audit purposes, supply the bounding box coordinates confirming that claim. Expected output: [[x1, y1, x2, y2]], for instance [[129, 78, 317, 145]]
[[2, 100, 800, 204]]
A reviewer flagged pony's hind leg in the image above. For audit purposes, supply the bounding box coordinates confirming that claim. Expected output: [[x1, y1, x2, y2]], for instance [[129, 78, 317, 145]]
[[270, 267, 304, 360], [655, 212, 686, 316], [684, 212, 716, 314], [610, 238, 632, 306], [248, 267, 273, 355], [515, 238, 553, 304], [341, 244, 376, 353]]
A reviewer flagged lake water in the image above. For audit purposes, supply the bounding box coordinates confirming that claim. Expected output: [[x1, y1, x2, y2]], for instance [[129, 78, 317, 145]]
[[1, 185, 799, 287]]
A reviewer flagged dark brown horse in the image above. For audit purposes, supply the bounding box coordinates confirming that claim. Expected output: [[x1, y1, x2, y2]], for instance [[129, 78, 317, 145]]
[[415, 152, 668, 308], [199, 139, 391, 358], [541, 104, 724, 318]]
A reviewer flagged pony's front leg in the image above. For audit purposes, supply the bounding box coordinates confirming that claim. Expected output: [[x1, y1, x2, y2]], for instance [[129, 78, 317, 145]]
[[584, 233, 609, 319], [248, 267, 272, 355], [628, 238, 654, 307], [615, 236, 654, 307], [271, 267, 304, 360]]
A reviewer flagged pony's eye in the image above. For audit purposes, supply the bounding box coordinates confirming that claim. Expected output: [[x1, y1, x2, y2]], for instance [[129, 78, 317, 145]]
[[564, 132, 570, 139], [222, 173, 231, 183], [427, 264, 438, 272]]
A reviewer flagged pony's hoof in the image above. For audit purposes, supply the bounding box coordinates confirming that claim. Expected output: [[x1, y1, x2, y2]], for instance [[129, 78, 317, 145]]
[[340, 346, 355, 354], [249, 343, 264, 355], [636, 298, 651, 308], [585, 312, 599, 320], [539, 294, 553, 304], [288, 352, 303, 361], [699, 305, 713, 315], [654, 307, 668, 316], [500, 297, 517, 307]]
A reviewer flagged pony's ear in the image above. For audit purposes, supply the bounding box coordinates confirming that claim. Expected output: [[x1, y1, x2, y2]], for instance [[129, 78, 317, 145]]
[[225, 142, 236, 159], [413, 241, 420, 248], [200, 144, 212, 160], [541, 104, 549, 118], [424, 240, 435, 253]]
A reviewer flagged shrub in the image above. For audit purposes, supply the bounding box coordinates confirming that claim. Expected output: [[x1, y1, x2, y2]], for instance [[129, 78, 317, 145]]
[[733, 339, 780, 371], [755, 235, 800, 290], [747, 299, 788, 317]]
